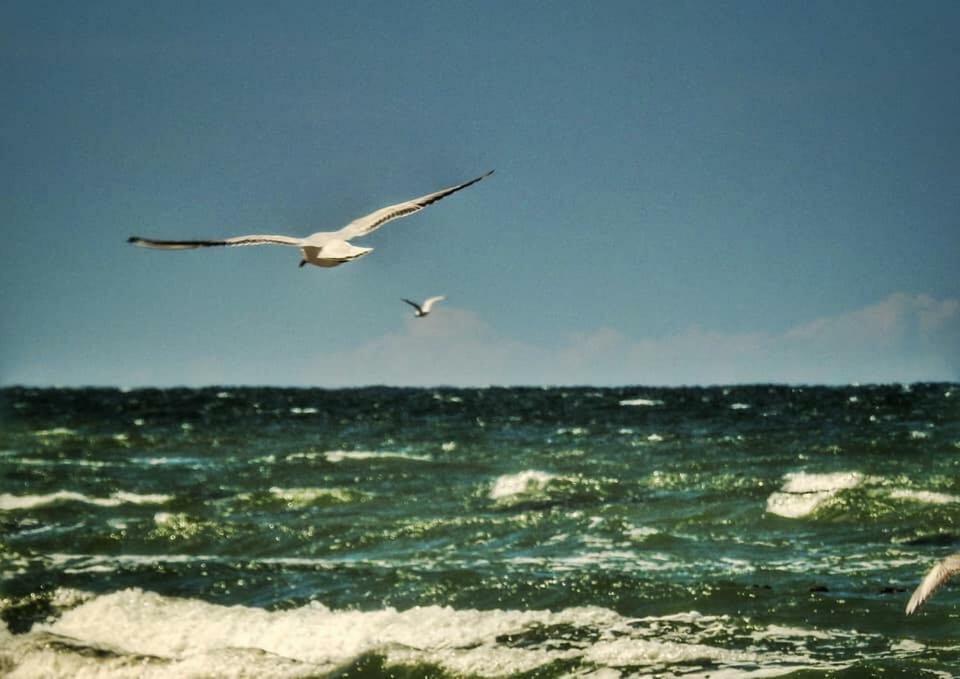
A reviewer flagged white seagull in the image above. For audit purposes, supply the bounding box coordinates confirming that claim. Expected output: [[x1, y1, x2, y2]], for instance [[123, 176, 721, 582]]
[[402, 296, 446, 318], [906, 553, 960, 614], [128, 171, 493, 268]]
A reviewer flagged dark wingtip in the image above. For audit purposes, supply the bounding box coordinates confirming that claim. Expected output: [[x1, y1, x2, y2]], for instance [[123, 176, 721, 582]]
[[127, 236, 139, 243]]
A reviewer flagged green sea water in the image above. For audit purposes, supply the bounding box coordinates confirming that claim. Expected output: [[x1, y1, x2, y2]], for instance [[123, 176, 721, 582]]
[[1, 384, 958, 677]]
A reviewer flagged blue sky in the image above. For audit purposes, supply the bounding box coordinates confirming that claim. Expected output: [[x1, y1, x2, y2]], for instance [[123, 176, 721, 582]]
[[2, 1, 958, 386]]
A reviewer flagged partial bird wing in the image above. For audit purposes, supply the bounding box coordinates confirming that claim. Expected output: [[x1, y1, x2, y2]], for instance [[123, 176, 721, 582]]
[[420, 296, 446, 313], [128, 234, 303, 250], [334, 170, 494, 240], [401, 298, 424, 314], [906, 553, 960, 614]]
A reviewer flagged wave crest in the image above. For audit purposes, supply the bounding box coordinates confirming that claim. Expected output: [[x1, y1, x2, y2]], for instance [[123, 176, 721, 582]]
[[0, 491, 172, 512]]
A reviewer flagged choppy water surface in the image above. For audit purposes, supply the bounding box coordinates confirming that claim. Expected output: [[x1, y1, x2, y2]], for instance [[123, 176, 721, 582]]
[[1, 384, 958, 677]]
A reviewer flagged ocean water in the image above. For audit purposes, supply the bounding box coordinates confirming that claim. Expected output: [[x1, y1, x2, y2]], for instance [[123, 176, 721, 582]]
[[1, 384, 958, 677]]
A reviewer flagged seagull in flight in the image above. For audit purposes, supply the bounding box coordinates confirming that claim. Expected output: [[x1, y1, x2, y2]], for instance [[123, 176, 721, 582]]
[[906, 553, 960, 615], [128, 171, 493, 268], [402, 296, 446, 318]]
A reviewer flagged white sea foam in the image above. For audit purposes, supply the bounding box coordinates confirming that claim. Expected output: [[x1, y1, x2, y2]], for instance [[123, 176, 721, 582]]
[[285, 449, 430, 463], [779, 471, 864, 495], [730, 403, 751, 410], [765, 471, 864, 519], [32, 427, 76, 437], [556, 426, 588, 436], [887, 489, 960, 505], [0, 490, 173, 511], [626, 525, 659, 541], [488, 470, 557, 500], [153, 512, 177, 526], [268, 486, 366, 506], [619, 397, 664, 407], [138, 456, 205, 467], [43, 553, 345, 575], [0, 587, 855, 678], [289, 407, 318, 415], [323, 450, 431, 463]]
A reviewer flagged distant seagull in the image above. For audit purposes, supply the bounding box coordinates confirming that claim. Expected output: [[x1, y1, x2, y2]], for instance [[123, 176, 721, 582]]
[[906, 553, 960, 614], [402, 296, 446, 318], [128, 171, 494, 269]]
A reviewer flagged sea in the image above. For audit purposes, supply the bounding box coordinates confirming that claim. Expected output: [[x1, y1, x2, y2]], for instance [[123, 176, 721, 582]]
[[1, 384, 958, 678]]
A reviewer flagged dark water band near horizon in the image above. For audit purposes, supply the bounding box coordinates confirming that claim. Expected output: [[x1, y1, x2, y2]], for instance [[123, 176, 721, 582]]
[[1, 384, 958, 677]]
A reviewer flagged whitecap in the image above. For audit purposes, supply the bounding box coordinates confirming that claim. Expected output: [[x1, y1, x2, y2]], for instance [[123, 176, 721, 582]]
[[32, 427, 76, 437], [0, 490, 173, 511], [489, 470, 557, 501], [268, 486, 365, 506], [765, 471, 864, 519], [138, 456, 205, 467], [289, 407, 318, 415], [284, 451, 323, 462], [887, 489, 960, 505], [625, 525, 659, 541], [153, 512, 177, 526], [556, 427, 588, 436], [323, 450, 431, 463], [729, 403, 751, 410], [619, 398, 664, 407], [779, 471, 864, 494]]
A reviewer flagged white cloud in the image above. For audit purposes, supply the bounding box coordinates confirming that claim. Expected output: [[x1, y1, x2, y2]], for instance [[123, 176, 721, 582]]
[[303, 293, 960, 386]]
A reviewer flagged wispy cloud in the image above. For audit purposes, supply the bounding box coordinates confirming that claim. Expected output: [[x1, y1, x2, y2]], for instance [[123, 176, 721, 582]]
[[307, 293, 960, 386]]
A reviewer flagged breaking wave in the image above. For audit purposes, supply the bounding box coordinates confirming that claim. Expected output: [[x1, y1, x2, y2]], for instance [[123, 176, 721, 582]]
[[0, 588, 864, 678]]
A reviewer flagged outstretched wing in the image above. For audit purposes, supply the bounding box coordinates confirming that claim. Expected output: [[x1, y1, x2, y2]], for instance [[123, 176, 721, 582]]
[[128, 234, 303, 250], [906, 553, 960, 614], [401, 298, 423, 314], [334, 170, 494, 240], [421, 296, 446, 313]]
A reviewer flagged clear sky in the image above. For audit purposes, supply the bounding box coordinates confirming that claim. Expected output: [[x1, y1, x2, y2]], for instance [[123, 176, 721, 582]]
[[2, 1, 958, 387]]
